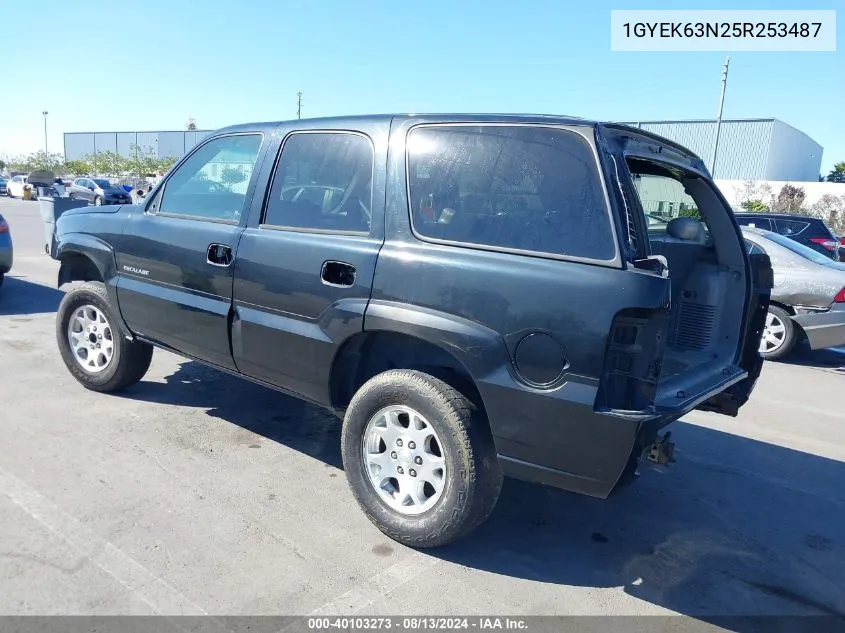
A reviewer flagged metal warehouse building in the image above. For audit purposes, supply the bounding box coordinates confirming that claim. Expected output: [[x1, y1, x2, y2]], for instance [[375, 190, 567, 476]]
[[620, 118, 823, 182], [64, 130, 213, 161], [64, 118, 823, 183]]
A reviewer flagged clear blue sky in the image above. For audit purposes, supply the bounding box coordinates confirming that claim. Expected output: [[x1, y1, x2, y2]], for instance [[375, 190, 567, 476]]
[[1, 0, 841, 174]]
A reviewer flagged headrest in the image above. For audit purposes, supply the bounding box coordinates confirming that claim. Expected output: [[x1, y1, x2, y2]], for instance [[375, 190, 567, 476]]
[[666, 217, 705, 242]]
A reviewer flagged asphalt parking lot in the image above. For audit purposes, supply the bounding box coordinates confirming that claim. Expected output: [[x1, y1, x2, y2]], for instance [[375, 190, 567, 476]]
[[1, 196, 844, 622]]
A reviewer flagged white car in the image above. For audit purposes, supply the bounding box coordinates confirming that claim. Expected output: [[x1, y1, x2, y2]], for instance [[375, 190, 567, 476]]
[[6, 175, 33, 199]]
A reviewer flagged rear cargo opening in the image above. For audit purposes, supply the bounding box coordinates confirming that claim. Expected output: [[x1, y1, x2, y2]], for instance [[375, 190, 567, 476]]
[[627, 158, 749, 407]]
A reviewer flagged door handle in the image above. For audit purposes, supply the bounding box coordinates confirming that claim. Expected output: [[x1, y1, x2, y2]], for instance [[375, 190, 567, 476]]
[[207, 243, 233, 267], [321, 260, 356, 287]]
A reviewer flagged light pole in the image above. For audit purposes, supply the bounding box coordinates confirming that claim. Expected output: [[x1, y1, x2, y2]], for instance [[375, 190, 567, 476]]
[[710, 57, 730, 179], [42, 111, 49, 165]]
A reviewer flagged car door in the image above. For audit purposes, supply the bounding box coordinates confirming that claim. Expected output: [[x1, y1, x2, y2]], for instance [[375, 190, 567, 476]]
[[115, 132, 268, 369], [231, 121, 388, 405], [77, 179, 93, 202]]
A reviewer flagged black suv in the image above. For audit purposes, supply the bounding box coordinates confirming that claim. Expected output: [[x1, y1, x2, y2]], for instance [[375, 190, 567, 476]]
[[48, 115, 772, 547], [734, 212, 843, 261]]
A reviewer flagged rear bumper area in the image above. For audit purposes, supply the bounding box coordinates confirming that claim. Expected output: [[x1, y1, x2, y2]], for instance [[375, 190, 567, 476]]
[[480, 371, 699, 499], [794, 304, 845, 351]]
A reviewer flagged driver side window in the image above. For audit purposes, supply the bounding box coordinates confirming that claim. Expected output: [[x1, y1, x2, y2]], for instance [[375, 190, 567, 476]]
[[262, 132, 374, 234], [157, 134, 263, 222]]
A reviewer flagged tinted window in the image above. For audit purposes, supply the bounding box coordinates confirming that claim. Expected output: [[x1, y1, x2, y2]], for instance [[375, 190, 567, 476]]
[[407, 125, 614, 260], [743, 239, 766, 256], [774, 218, 809, 236], [93, 179, 111, 189], [158, 134, 262, 221], [263, 132, 373, 233], [735, 216, 772, 231]]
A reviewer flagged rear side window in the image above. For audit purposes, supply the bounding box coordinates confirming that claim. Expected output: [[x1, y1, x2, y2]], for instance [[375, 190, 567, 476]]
[[263, 132, 374, 233], [406, 125, 615, 261], [774, 218, 809, 236]]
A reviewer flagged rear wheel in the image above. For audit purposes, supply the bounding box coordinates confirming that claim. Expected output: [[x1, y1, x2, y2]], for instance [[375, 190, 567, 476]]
[[56, 282, 153, 391], [759, 305, 796, 360], [341, 369, 502, 547]]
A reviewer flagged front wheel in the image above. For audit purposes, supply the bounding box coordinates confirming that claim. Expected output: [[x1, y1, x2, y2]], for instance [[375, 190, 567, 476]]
[[93, 195, 102, 206], [341, 369, 502, 548], [759, 305, 797, 361], [56, 281, 153, 391]]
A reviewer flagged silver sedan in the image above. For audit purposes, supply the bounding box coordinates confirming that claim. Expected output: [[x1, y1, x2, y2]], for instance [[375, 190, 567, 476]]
[[743, 226, 845, 359]]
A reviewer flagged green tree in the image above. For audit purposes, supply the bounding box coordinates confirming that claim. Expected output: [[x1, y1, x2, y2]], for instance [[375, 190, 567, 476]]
[[0, 159, 6, 172], [810, 194, 845, 235], [772, 184, 806, 214], [64, 159, 91, 176], [220, 166, 246, 191], [740, 199, 770, 212], [826, 162, 845, 183]]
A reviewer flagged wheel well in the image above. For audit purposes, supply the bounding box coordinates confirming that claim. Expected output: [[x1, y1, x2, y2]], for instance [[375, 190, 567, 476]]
[[769, 300, 795, 316], [58, 254, 103, 286], [330, 331, 488, 420]]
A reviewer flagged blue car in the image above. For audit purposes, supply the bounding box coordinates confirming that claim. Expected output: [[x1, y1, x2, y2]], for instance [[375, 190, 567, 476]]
[[0, 213, 12, 288]]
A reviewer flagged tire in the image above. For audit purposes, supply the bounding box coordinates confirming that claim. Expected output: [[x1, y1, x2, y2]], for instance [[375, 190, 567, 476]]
[[759, 305, 797, 361], [68, 193, 74, 200], [341, 369, 502, 548], [93, 195, 102, 206], [56, 281, 153, 392]]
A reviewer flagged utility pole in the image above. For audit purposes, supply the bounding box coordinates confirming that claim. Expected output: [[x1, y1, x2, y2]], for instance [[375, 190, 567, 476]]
[[297, 91, 303, 120], [42, 111, 49, 162], [710, 56, 730, 179]]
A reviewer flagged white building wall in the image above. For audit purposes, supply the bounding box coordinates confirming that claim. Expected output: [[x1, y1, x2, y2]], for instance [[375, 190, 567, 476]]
[[620, 118, 822, 182], [765, 120, 824, 182]]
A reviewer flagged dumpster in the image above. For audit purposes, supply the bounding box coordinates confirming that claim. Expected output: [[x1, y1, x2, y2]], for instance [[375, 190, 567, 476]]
[[27, 170, 56, 202], [39, 195, 88, 257]]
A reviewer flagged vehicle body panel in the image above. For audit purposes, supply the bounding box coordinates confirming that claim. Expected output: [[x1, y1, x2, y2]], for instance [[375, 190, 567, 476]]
[[49, 113, 772, 501], [743, 227, 845, 350], [735, 212, 841, 260], [230, 118, 390, 404]]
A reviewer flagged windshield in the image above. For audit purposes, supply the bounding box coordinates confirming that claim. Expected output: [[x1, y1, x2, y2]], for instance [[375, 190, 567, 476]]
[[760, 230, 837, 266], [93, 179, 111, 189]]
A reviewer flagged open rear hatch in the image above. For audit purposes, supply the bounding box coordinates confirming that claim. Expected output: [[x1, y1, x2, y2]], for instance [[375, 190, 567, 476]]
[[596, 125, 773, 420]]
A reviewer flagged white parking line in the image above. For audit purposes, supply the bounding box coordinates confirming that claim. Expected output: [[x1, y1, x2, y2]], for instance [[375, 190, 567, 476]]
[[0, 465, 208, 616]]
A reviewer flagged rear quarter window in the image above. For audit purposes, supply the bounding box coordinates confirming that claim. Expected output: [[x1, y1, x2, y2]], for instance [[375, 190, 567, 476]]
[[774, 218, 809, 236], [735, 216, 773, 231], [406, 125, 615, 261]]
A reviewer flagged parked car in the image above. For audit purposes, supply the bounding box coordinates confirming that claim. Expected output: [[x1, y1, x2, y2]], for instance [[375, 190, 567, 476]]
[[67, 178, 133, 206], [49, 114, 773, 547], [742, 226, 845, 359], [0, 213, 13, 289], [0, 178, 7, 195], [6, 175, 34, 199], [53, 178, 67, 198], [734, 212, 843, 261]]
